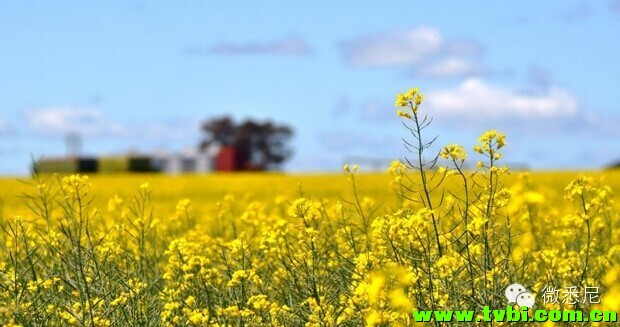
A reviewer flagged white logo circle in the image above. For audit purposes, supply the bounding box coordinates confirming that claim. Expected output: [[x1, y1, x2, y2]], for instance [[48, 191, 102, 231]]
[[505, 283, 527, 303], [516, 292, 535, 308]]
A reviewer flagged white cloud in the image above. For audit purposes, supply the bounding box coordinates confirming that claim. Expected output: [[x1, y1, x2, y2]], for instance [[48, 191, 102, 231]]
[[24, 107, 201, 143], [417, 56, 485, 78], [186, 35, 312, 56], [24, 107, 125, 136], [424, 78, 579, 120], [340, 27, 442, 66], [339, 27, 486, 78]]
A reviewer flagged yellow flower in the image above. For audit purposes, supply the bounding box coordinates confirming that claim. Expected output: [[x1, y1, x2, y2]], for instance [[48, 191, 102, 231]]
[[395, 93, 408, 107], [288, 198, 321, 221], [476, 130, 507, 155], [440, 144, 467, 162], [227, 269, 249, 287], [367, 274, 385, 306], [397, 110, 411, 119], [405, 87, 418, 99], [107, 194, 124, 212], [188, 311, 204, 324], [389, 288, 414, 312], [414, 93, 424, 105], [395, 87, 424, 114]]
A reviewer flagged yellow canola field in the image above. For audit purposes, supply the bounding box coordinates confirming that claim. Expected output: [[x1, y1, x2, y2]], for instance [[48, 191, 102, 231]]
[[0, 170, 619, 327]]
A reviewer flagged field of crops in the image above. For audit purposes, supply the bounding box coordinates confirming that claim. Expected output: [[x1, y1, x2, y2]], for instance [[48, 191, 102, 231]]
[[2, 89, 620, 326]]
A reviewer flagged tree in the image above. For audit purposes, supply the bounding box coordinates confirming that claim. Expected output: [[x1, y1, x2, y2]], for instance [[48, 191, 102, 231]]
[[199, 117, 293, 170], [606, 160, 620, 170]]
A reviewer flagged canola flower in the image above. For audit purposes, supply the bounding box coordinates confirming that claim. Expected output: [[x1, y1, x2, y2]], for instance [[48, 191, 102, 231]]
[[0, 88, 619, 326]]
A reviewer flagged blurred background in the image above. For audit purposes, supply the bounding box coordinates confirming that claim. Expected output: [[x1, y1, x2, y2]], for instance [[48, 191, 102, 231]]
[[1, 1, 619, 175]]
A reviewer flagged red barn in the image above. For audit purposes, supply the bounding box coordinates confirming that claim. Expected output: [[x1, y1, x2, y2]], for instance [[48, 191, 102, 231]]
[[215, 146, 237, 171]]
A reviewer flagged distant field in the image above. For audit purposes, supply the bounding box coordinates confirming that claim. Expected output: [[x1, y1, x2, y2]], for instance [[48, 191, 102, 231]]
[[0, 173, 394, 219], [2, 170, 618, 214]]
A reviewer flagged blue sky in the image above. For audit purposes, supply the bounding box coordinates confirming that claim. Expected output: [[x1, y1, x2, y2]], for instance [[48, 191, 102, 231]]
[[1, 1, 620, 175]]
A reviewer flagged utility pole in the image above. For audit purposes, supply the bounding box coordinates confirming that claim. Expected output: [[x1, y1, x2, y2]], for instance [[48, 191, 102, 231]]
[[65, 131, 82, 157]]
